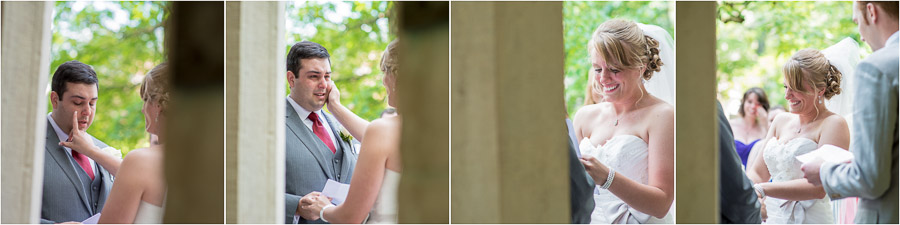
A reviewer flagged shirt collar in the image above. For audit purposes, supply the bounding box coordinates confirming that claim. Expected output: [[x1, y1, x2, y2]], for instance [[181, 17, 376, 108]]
[[885, 31, 899, 47], [286, 96, 322, 121], [48, 112, 71, 145]]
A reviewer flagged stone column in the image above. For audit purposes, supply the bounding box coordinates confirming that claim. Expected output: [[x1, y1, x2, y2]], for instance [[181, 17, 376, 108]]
[[0, 2, 53, 224], [675, 1, 718, 223], [225, 1, 286, 223], [395, 2, 450, 223], [163, 2, 225, 223], [450, 2, 569, 223]]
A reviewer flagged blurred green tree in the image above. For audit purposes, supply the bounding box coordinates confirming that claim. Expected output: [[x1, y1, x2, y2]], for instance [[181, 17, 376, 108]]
[[49, 1, 168, 156], [286, 1, 396, 122], [716, 1, 866, 117], [564, 1, 674, 117]]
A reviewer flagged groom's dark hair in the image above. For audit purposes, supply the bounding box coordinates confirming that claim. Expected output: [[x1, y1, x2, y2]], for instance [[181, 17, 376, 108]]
[[51, 60, 99, 97], [287, 41, 331, 78]]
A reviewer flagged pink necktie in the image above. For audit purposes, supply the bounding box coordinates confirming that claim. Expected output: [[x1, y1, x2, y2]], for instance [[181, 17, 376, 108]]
[[308, 112, 336, 154]]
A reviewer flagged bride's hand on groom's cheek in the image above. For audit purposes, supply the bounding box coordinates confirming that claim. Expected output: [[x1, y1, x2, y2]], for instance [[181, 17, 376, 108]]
[[326, 80, 342, 106], [59, 111, 99, 156]]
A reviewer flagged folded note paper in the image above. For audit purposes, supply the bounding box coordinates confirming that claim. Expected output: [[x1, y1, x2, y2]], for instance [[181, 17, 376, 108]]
[[796, 144, 854, 164], [82, 213, 101, 224], [322, 179, 350, 205]]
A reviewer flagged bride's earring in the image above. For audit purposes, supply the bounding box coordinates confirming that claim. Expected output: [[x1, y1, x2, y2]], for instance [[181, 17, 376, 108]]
[[818, 96, 824, 104]]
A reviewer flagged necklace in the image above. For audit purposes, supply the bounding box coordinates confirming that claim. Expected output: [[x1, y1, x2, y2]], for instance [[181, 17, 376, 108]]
[[797, 120, 812, 133]]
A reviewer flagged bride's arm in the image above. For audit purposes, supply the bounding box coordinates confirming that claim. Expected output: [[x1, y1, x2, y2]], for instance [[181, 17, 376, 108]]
[[585, 106, 674, 218], [97, 149, 150, 224], [747, 114, 784, 183], [757, 115, 850, 201], [756, 179, 826, 201], [572, 105, 594, 141], [326, 81, 370, 141], [321, 119, 398, 223]]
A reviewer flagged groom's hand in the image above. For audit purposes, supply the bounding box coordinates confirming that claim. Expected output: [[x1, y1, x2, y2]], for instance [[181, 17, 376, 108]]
[[800, 158, 824, 186], [59, 111, 99, 157]]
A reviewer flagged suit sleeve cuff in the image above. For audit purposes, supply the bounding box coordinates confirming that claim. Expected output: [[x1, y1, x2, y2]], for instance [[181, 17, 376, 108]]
[[819, 161, 844, 199]]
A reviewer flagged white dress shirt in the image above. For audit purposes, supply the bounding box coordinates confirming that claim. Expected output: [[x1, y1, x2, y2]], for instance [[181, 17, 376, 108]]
[[286, 96, 338, 147], [48, 112, 98, 177]]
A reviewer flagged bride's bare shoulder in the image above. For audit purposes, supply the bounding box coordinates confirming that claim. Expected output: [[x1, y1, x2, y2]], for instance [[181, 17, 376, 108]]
[[121, 147, 163, 169], [369, 117, 400, 133], [647, 100, 674, 119], [573, 103, 608, 123], [821, 113, 849, 132], [362, 117, 401, 154]]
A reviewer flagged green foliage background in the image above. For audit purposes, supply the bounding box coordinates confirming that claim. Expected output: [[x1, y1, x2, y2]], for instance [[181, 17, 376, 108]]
[[286, 1, 396, 122], [564, 1, 675, 117], [716, 1, 867, 118], [49, 1, 168, 156]]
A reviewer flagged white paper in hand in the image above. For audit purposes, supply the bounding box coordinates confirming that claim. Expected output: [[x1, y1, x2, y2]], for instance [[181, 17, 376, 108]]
[[82, 213, 101, 224], [322, 179, 350, 205], [796, 144, 854, 164]]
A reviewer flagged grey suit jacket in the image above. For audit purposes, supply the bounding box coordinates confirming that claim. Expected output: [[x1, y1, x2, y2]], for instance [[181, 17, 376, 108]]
[[284, 100, 358, 224], [41, 121, 114, 224], [820, 32, 899, 224], [566, 118, 595, 224], [716, 101, 761, 224]]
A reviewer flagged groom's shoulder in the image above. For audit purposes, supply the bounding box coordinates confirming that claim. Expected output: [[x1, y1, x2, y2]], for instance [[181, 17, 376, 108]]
[[863, 44, 899, 70], [88, 133, 110, 148]]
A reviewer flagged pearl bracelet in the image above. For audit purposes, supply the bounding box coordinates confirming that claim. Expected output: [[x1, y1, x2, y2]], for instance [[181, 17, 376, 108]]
[[320, 204, 334, 223], [600, 168, 615, 189]]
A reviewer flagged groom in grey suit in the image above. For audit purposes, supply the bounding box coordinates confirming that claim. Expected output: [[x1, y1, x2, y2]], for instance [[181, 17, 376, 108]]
[[283, 41, 357, 224], [41, 61, 115, 223], [801, 1, 899, 223]]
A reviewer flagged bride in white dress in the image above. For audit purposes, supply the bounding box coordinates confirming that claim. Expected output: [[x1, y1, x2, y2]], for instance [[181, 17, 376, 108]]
[[60, 63, 169, 223], [746, 48, 851, 224], [299, 40, 401, 224], [573, 19, 675, 224]]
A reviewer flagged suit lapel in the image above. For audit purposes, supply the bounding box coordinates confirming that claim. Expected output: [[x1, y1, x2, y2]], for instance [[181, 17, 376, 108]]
[[44, 122, 92, 213], [285, 100, 334, 179], [321, 112, 355, 183], [96, 165, 112, 210]]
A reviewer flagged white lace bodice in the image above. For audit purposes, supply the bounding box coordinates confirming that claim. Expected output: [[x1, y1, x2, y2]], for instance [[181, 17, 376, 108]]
[[580, 136, 673, 224], [761, 137, 833, 224], [763, 137, 818, 182]]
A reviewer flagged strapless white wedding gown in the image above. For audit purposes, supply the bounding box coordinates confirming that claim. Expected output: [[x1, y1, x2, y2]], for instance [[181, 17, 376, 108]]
[[132, 201, 164, 224], [761, 137, 833, 224], [580, 136, 674, 224], [366, 169, 400, 224]]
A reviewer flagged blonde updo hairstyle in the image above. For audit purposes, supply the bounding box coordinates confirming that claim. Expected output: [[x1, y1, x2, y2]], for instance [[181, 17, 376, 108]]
[[380, 40, 400, 80], [783, 49, 842, 100], [589, 19, 664, 80], [140, 62, 171, 110]]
